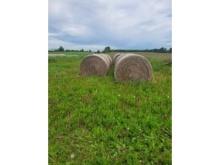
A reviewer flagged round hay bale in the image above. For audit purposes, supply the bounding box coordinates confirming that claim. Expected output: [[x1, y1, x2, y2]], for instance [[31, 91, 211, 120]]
[[114, 53, 153, 81], [105, 54, 113, 66], [80, 53, 112, 76]]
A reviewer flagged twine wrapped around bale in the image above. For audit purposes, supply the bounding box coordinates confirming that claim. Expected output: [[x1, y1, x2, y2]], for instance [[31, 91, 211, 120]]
[[114, 53, 153, 81], [80, 53, 112, 76]]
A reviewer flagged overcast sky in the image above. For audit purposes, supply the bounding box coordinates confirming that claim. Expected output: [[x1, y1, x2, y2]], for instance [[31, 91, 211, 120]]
[[49, 0, 171, 50]]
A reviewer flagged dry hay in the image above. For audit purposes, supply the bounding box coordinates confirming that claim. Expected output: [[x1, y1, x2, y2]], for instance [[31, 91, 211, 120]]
[[112, 53, 123, 64], [80, 53, 112, 76], [114, 53, 153, 81]]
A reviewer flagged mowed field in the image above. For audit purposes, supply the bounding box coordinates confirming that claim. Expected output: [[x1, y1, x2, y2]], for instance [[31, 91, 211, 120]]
[[49, 52, 172, 164]]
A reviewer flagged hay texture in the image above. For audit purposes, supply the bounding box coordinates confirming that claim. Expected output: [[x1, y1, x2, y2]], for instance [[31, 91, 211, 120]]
[[114, 53, 153, 81], [112, 53, 122, 64], [80, 54, 112, 76]]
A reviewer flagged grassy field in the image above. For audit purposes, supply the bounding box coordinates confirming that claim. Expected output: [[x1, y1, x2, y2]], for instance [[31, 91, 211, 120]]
[[49, 52, 172, 164]]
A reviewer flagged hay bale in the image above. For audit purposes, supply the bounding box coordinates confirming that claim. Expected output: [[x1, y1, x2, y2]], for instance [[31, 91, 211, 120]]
[[114, 53, 153, 81], [80, 53, 112, 76], [112, 53, 123, 64], [105, 54, 113, 66]]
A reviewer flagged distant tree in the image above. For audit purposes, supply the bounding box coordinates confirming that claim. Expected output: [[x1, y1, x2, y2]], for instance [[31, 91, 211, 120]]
[[158, 47, 167, 53], [57, 46, 64, 51], [103, 46, 111, 53], [169, 48, 172, 53], [80, 49, 84, 52], [88, 50, 92, 53], [97, 50, 100, 53]]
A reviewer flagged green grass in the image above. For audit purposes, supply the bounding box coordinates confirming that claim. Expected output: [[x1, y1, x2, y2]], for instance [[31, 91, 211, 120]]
[[49, 52, 172, 164]]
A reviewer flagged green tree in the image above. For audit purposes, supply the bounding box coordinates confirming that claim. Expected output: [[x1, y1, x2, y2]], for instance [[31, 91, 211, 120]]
[[57, 46, 64, 51], [103, 46, 111, 53], [169, 48, 172, 53], [159, 47, 167, 53]]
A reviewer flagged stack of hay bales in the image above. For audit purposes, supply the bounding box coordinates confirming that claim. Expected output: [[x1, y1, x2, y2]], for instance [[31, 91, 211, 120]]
[[80, 54, 112, 76], [114, 53, 153, 81]]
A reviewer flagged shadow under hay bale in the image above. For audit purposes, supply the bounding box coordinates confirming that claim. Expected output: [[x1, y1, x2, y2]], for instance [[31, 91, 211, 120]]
[[114, 53, 153, 81], [80, 53, 112, 76]]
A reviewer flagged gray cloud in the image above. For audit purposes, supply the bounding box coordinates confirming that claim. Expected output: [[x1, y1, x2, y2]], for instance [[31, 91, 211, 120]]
[[49, 0, 171, 50]]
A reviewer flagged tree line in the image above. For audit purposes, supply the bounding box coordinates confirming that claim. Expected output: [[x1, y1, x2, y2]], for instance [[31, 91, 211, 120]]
[[49, 46, 172, 53], [103, 46, 172, 53]]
